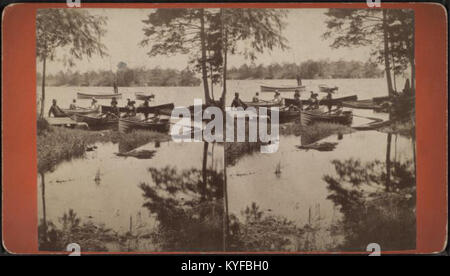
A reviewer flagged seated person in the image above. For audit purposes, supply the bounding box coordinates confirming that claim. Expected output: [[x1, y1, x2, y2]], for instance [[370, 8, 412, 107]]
[[294, 89, 303, 110], [272, 91, 282, 105], [69, 99, 77, 110], [231, 92, 247, 108], [48, 99, 66, 117], [306, 93, 319, 110], [252, 92, 259, 103], [90, 97, 100, 112]]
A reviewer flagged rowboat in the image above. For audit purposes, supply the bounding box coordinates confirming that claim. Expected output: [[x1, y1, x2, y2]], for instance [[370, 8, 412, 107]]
[[353, 120, 391, 131], [61, 108, 98, 117], [135, 92, 155, 101], [118, 116, 170, 133], [284, 95, 357, 106], [278, 108, 301, 123], [77, 92, 122, 99], [74, 113, 118, 129], [300, 108, 353, 126], [244, 101, 282, 108], [101, 103, 174, 114], [342, 99, 381, 110], [260, 85, 306, 93], [318, 85, 339, 93]]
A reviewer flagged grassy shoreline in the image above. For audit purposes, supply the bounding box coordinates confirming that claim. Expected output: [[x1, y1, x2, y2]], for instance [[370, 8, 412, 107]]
[[37, 119, 171, 173]]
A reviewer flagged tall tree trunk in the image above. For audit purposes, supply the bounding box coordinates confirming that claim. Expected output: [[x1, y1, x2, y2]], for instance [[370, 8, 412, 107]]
[[201, 142, 209, 201], [386, 133, 392, 191], [40, 57, 47, 117], [199, 9, 212, 105], [40, 172, 47, 243], [410, 15, 415, 96], [220, 8, 229, 252], [220, 24, 228, 109], [382, 10, 394, 97]]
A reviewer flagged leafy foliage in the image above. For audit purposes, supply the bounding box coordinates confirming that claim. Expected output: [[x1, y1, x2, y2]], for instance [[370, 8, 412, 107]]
[[323, 158, 416, 250], [36, 9, 107, 62]]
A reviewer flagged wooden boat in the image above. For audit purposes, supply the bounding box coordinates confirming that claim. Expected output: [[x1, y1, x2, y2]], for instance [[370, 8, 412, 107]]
[[278, 108, 301, 123], [244, 101, 282, 108], [61, 107, 98, 117], [260, 85, 306, 93], [135, 92, 155, 101], [318, 85, 339, 93], [353, 120, 391, 131], [101, 103, 174, 114], [300, 108, 353, 126], [77, 92, 122, 99], [74, 113, 118, 128], [284, 95, 357, 106], [118, 116, 170, 133], [342, 99, 381, 109]]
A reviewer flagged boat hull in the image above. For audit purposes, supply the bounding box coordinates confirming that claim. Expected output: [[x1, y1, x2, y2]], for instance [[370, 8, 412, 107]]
[[62, 108, 98, 117], [284, 95, 357, 106], [135, 92, 155, 101], [260, 85, 306, 93], [118, 117, 170, 133], [74, 113, 118, 129], [101, 103, 174, 114], [300, 109, 353, 126], [318, 85, 339, 93], [77, 92, 122, 99]]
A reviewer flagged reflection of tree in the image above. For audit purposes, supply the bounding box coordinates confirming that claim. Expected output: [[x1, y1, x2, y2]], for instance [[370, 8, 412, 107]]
[[140, 143, 225, 251], [323, 158, 416, 251], [38, 209, 116, 252]]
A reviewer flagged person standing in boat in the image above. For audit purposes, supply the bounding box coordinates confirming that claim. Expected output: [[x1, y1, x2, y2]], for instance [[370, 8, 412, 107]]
[[231, 92, 247, 108], [324, 91, 333, 112], [69, 99, 77, 110], [296, 74, 302, 86], [113, 80, 118, 94], [48, 99, 66, 117], [252, 92, 259, 103]]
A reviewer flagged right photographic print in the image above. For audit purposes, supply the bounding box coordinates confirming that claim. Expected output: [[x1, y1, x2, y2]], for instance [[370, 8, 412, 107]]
[[224, 8, 416, 252]]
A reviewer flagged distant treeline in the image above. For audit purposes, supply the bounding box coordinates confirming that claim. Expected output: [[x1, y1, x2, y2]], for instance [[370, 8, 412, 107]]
[[37, 67, 201, 87], [227, 60, 384, 80]]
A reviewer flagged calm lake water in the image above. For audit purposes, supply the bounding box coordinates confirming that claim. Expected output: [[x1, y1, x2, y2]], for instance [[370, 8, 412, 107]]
[[38, 78, 414, 251]]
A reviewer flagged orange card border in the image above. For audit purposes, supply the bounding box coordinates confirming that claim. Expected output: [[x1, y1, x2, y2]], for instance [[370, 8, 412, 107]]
[[2, 2, 447, 254]]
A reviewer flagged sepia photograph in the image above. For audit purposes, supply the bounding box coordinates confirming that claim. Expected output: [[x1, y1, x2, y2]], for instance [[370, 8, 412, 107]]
[[36, 7, 416, 252]]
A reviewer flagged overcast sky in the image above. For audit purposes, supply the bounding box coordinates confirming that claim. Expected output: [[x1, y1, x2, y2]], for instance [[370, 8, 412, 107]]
[[39, 8, 373, 74]]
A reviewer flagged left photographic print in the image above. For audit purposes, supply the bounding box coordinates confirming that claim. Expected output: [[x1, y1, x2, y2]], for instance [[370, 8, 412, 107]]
[[37, 8, 225, 252]]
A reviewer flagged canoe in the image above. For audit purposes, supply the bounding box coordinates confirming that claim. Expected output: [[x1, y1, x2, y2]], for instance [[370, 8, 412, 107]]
[[77, 92, 122, 99], [244, 101, 282, 108], [318, 85, 339, 93], [118, 116, 170, 133], [61, 108, 98, 117], [353, 120, 391, 131], [135, 92, 155, 101], [260, 85, 306, 93], [284, 95, 357, 106], [342, 99, 381, 109], [101, 103, 174, 114], [300, 108, 353, 126], [74, 113, 118, 128]]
